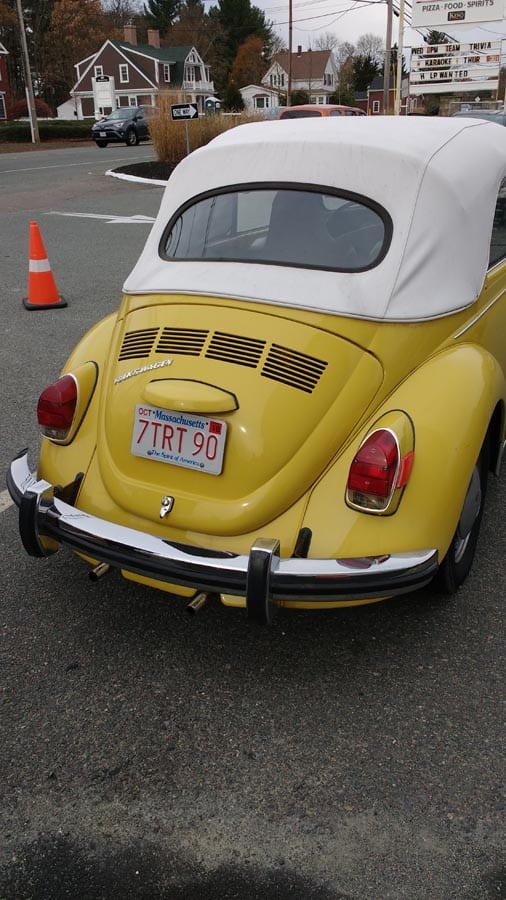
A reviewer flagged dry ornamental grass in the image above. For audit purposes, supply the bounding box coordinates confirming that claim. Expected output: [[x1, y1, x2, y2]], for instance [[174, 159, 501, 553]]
[[148, 93, 260, 165]]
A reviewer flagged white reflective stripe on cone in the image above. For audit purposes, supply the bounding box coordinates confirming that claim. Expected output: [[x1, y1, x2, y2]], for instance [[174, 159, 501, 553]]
[[29, 259, 51, 272]]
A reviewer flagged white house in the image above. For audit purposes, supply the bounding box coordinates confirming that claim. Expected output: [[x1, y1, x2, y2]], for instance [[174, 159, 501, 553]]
[[262, 47, 337, 104], [240, 84, 280, 114]]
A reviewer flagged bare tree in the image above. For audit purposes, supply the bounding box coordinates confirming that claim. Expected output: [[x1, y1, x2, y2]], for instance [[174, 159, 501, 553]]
[[355, 32, 383, 65], [333, 40, 355, 102], [102, 0, 142, 22], [313, 31, 338, 51]]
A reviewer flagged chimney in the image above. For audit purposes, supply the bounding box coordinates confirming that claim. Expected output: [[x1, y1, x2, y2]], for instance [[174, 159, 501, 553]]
[[123, 24, 137, 45], [147, 29, 160, 49]]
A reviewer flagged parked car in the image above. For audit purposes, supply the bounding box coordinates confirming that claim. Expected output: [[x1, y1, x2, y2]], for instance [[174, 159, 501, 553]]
[[91, 105, 153, 147], [452, 108, 506, 126], [278, 104, 366, 118], [7, 117, 506, 624]]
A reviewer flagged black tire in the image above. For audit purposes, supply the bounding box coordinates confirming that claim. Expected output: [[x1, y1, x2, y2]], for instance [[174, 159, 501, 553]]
[[436, 438, 489, 594], [95, 140, 107, 148], [125, 127, 139, 147]]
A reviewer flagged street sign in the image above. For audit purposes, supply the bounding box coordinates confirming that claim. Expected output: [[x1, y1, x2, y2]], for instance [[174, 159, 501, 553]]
[[171, 103, 199, 121]]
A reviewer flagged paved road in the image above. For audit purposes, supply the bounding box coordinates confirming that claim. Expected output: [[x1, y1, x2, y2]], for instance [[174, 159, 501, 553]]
[[0, 146, 504, 900]]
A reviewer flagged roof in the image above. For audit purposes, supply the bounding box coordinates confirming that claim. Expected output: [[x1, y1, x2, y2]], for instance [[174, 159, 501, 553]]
[[270, 49, 332, 80], [111, 40, 193, 64], [124, 116, 506, 322]]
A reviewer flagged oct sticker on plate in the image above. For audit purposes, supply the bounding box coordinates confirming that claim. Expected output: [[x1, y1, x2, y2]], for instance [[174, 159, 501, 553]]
[[131, 404, 227, 475]]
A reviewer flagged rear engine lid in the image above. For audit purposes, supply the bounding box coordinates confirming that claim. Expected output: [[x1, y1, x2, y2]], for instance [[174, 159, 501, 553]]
[[97, 300, 383, 535]]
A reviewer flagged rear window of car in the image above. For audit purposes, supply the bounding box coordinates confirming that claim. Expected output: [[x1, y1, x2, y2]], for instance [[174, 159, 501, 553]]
[[329, 109, 364, 116], [160, 185, 391, 272], [279, 109, 323, 118]]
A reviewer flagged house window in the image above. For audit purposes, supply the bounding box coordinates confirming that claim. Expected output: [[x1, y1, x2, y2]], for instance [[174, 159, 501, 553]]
[[281, 74, 285, 86], [163, 64, 170, 83], [94, 65, 103, 78], [0, 94, 6, 119], [372, 100, 380, 114], [489, 177, 506, 267], [186, 65, 195, 83], [256, 97, 265, 108], [119, 64, 129, 83]]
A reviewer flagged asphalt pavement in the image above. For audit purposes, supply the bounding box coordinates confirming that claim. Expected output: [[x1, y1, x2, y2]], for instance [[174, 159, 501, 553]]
[[0, 144, 504, 900]]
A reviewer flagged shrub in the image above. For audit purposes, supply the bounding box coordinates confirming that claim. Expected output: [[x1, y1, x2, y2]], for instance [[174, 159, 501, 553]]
[[10, 98, 55, 119], [0, 119, 91, 143], [149, 94, 259, 165], [290, 91, 309, 106]]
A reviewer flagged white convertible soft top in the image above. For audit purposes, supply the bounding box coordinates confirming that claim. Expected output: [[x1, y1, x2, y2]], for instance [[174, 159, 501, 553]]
[[124, 116, 506, 321]]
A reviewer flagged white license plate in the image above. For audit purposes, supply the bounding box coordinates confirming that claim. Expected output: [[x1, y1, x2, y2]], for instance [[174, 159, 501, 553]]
[[100, 131, 106, 136], [131, 404, 227, 475]]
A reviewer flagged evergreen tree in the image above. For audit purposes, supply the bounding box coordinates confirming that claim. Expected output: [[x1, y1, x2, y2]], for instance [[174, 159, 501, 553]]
[[424, 29, 449, 45], [390, 43, 408, 78], [144, 0, 180, 33], [222, 81, 244, 110], [353, 53, 380, 92], [209, 0, 272, 92]]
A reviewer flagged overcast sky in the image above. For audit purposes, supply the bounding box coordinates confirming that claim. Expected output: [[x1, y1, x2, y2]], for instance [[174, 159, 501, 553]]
[[252, 0, 506, 59]]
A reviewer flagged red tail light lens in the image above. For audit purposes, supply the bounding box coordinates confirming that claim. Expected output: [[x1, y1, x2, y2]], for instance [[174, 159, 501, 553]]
[[347, 429, 399, 510], [37, 375, 78, 440]]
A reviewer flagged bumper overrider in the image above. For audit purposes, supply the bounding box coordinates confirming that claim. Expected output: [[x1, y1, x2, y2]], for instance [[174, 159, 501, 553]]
[[7, 451, 438, 623]]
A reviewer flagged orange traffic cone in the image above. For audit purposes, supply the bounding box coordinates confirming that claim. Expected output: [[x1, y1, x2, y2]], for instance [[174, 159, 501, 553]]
[[23, 221, 67, 310]]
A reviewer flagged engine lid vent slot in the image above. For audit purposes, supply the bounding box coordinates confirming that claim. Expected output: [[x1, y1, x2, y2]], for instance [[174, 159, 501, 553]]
[[118, 328, 159, 360], [262, 344, 327, 393], [205, 332, 266, 368]]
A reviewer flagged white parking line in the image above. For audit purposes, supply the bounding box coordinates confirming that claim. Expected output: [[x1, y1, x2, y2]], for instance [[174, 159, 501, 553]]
[[0, 155, 149, 175], [47, 211, 155, 224], [0, 489, 14, 513]]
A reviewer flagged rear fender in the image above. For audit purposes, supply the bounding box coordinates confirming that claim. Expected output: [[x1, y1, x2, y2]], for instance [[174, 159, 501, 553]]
[[38, 315, 117, 489], [305, 345, 505, 560]]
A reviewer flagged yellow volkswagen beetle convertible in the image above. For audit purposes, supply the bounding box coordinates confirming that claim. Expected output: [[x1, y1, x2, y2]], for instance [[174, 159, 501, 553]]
[[7, 117, 506, 623]]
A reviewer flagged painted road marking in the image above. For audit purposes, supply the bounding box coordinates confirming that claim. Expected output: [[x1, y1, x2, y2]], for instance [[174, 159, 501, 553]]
[[0, 155, 149, 175], [47, 211, 155, 225]]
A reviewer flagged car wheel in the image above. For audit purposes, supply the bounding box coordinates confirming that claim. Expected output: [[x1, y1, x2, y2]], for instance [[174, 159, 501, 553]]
[[125, 128, 139, 147], [95, 140, 107, 148], [436, 438, 489, 594]]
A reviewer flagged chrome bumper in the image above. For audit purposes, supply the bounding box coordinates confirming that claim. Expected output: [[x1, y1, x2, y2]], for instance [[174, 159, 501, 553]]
[[7, 451, 439, 622]]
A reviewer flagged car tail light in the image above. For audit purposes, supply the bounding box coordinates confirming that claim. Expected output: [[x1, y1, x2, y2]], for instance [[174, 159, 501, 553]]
[[347, 428, 414, 513], [37, 375, 78, 440]]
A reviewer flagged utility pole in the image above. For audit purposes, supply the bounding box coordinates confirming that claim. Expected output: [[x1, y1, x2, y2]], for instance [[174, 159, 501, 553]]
[[15, 0, 40, 144], [394, 0, 405, 114], [287, 0, 292, 106], [383, 0, 393, 113]]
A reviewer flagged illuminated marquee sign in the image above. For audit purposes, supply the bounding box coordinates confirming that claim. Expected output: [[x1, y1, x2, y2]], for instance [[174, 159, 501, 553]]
[[410, 41, 501, 94]]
